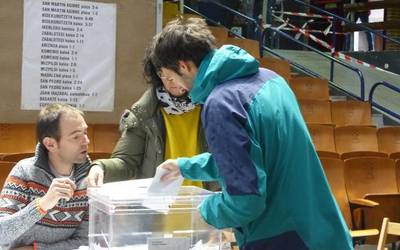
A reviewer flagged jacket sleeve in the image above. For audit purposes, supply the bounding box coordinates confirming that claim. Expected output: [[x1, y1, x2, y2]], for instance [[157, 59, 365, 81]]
[[0, 166, 45, 244], [93, 118, 146, 183], [36, 212, 88, 250], [183, 94, 267, 229], [178, 153, 220, 181]]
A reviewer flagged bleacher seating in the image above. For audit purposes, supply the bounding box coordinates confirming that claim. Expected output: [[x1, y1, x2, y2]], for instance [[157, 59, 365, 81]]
[[344, 157, 400, 243], [331, 101, 373, 127], [334, 126, 387, 159], [225, 37, 260, 58], [0, 124, 36, 155], [258, 57, 291, 81], [320, 157, 379, 238], [0, 161, 15, 188], [377, 126, 400, 159], [299, 100, 332, 125], [208, 26, 228, 47], [307, 124, 338, 158], [289, 77, 330, 101], [89, 152, 112, 161], [91, 124, 120, 153], [1, 152, 34, 162]]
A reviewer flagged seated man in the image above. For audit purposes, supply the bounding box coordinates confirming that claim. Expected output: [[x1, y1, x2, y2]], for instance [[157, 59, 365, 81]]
[[0, 104, 90, 250]]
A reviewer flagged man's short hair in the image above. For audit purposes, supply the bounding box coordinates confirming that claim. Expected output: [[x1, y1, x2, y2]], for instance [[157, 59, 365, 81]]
[[37, 103, 84, 144], [151, 17, 216, 74]]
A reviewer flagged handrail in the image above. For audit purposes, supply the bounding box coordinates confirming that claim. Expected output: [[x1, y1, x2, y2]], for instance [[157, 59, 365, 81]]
[[291, 0, 400, 46], [263, 46, 361, 100], [185, 1, 398, 120], [262, 27, 366, 100], [368, 81, 400, 120]]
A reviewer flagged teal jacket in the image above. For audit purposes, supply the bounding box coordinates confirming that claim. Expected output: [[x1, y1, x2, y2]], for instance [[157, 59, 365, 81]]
[[177, 45, 352, 250]]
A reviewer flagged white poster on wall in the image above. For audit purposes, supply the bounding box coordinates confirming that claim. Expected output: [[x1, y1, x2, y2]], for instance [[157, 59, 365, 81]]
[[21, 0, 116, 111]]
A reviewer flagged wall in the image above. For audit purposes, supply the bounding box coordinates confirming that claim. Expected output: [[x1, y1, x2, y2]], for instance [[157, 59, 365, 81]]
[[0, 0, 156, 123]]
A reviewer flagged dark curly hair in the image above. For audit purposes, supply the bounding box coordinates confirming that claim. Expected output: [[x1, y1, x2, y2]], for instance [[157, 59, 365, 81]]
[[150, 17, 216, 75]]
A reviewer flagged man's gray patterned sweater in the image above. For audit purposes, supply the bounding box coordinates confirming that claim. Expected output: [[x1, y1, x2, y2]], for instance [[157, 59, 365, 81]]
[[0, 144, 90, 249]]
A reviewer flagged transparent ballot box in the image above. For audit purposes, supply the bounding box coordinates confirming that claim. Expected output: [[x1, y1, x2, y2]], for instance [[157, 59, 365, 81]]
[[88, 180, 224, 249]]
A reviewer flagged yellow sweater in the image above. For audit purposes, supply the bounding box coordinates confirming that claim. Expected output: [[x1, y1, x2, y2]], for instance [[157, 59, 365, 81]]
[[161, 107, 203, 188]]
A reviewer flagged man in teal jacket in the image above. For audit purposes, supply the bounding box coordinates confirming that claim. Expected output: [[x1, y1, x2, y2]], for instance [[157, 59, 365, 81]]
[[152, 17, 353, 250]]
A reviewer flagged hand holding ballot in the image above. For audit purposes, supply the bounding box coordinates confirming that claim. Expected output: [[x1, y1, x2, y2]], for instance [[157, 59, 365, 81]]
[[147, 160, 183, 195], [157, 159, 182, 182]]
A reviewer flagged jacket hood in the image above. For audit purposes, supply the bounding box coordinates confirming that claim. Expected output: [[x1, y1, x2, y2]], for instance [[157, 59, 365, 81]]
[[189, 45, 259, 104]]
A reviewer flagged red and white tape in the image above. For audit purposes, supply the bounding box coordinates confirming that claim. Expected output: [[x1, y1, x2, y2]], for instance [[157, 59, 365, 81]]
[[275, 26, 345, 35], [272, 10, 333, 20], [272, 14, 392, 73], [333, 52, 389, 72], [272, 14, 335, 52]]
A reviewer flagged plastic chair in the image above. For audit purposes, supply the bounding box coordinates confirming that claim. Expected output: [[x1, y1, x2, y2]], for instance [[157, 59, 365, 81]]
[[331, 101, 373, 126], [377, 126, 400, 159], [334, 126, 387, 159], [307, 124, 338, 158], [377, 218, 400, 250], [258, 57, 291, 81], [299, 100, 332, 125], [289, 77, 330, 101]]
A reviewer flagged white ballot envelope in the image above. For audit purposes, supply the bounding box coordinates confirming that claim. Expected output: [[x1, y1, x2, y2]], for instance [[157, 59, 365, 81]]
[[147, 167, 184, 194], [142, 167, 184, 212]]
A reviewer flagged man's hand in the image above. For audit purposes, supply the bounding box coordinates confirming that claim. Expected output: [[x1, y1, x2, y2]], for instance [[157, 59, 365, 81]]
[[39, 178, 76, 211], [87, 164, 104, 187], [158, 159, 182, 182]]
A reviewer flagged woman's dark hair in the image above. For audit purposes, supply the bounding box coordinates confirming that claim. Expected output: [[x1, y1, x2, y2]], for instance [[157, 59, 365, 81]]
[[142, 45, 163, 88]]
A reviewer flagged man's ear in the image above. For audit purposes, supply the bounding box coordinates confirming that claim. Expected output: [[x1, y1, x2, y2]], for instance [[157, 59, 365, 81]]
[[42, 137, 58, 152], [178, 60, 198, 75], [177, 60, 190, 74]]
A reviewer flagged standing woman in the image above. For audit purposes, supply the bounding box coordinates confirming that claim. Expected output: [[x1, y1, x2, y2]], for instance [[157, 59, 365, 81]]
[[88, 45, 217, 190]]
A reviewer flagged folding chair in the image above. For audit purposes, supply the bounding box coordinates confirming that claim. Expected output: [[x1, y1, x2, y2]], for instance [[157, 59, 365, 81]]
[[377, 218, 400, 250], [344, 157, 400, 243], [320, 157, 379, 239]]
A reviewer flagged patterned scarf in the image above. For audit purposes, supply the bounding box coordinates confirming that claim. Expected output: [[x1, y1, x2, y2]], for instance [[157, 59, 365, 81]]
[[155, 87, 196, 115]]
